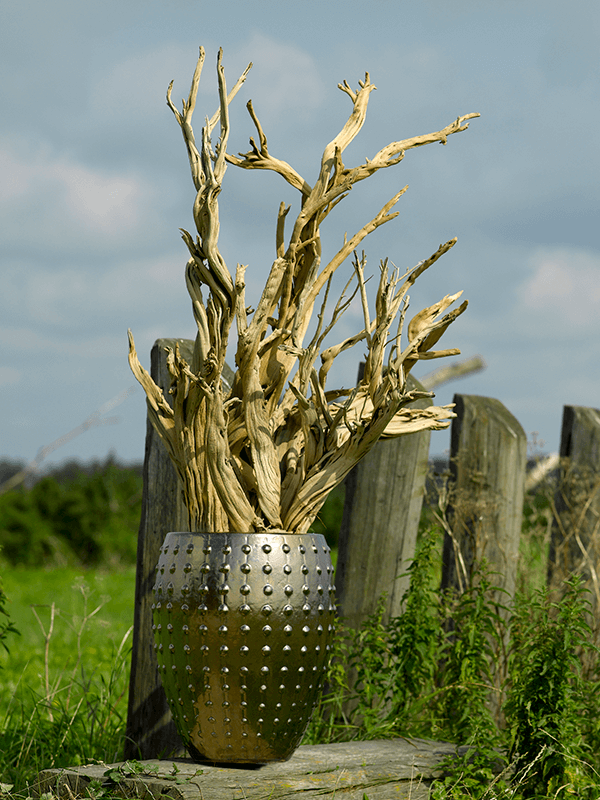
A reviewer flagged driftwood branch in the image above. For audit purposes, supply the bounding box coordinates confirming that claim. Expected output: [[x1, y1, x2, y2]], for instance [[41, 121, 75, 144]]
[[129, 47, 480, 533]]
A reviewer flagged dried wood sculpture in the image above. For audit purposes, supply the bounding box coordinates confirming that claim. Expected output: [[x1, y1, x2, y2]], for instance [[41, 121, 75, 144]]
[[128, 47, 479, 533]]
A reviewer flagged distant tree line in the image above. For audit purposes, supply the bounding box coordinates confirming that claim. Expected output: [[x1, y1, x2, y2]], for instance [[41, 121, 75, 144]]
[[0, 456, 143, 568]]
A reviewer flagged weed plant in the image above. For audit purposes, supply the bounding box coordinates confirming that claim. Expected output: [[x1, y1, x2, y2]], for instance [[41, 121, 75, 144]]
[[0, 559, 19, 663], [304, 524, 600, 799], [505, 578, 598, 798]]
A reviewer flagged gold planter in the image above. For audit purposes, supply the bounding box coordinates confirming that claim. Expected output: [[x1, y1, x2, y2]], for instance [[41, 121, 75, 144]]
[[152, 531, 335, 763]]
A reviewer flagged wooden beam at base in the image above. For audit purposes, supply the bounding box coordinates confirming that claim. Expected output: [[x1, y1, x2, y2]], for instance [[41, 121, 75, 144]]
[[34, 738, 475, 800]]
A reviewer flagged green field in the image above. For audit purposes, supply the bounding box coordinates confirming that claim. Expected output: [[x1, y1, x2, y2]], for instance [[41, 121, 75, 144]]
[[1, 566, 135, 696], [0, 567, 136, 793]]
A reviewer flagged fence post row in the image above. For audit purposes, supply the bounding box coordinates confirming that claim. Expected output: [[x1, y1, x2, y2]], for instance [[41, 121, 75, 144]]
[[126, 339, 600, 758], [548, 405, 600, 615], [335, 373, 433, 630], [441, 394, 527, 604]]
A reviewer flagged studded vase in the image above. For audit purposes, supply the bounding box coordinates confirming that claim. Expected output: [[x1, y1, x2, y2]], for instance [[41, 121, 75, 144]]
[[152, 531, 336, 763]]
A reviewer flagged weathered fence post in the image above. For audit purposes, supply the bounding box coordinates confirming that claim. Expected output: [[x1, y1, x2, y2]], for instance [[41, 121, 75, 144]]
[[548, 405, 600, 612], [441, 394, 527, 601], [335, 374, 433, 630], [125, 339, 235, 759], [124, 339, 191, 759]]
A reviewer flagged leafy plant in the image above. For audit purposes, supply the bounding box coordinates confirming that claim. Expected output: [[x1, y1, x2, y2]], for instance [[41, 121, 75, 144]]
[[305, 529, 443, 743], [345, 530, 446, 739], [505, 577, 598, 798], [385, 531, 444, 733], [437, 572, 506, 737], [0, 562, 19, 663], [430, 571, 510, 798]]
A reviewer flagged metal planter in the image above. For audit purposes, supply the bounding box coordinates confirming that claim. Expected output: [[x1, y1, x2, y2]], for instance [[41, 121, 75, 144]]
[[152, 531, 335, 763]]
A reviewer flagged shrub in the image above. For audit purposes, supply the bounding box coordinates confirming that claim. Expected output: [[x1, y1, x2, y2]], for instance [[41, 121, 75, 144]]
[[0, 459, 142, 568]]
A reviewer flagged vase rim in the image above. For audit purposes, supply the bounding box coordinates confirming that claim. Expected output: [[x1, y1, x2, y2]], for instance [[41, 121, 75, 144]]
[[164, 530, 323, 536]]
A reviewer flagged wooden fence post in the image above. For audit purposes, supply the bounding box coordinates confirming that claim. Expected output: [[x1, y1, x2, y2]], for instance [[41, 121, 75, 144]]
[[125, 339, 235, 759], [334, 374, 433, 630], [441, 394, 527, 602], [124, 339, 192, 759], [548, 405, 600, 612]]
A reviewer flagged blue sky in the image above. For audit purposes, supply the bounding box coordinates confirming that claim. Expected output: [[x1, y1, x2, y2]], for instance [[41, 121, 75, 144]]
[[1, 0, 599, 467]]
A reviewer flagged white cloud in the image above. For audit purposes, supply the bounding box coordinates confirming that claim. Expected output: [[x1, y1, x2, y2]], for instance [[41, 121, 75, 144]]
[[0, 138, 150, 243], [519, 247, 600, 328], [58, 161, 141, 233]]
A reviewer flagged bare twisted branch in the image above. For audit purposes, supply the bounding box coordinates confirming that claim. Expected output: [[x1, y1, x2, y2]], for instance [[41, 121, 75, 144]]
[[129, 47, 479, 533]]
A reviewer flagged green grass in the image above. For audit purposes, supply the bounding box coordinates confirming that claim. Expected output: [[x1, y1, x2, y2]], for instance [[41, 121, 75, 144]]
[[0, 567, 135, 711], [0, 567, 135, 795], [3, 548, 600, 800], [1, 468, 599, 799]]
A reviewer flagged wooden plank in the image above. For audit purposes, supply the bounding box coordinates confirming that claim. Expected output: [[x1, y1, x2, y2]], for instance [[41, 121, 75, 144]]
[[335, 374, 433, 629], [124, 339, 194, 760], [34, 738, 473, 800], [548, 405, 600, 610], [441, 394, 526, 601]]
